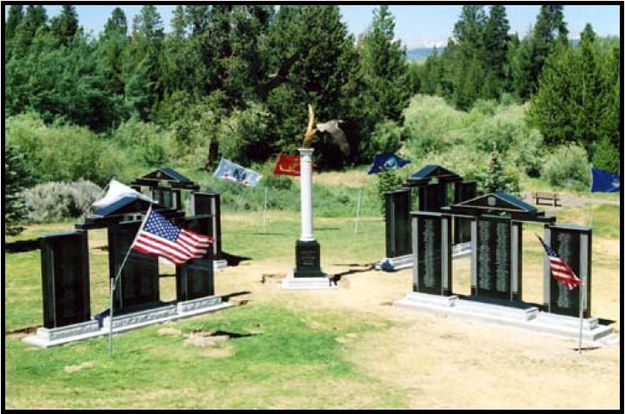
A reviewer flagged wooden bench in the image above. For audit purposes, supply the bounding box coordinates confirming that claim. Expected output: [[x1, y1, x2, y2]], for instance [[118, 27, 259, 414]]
[[534, 191, 561, 207]]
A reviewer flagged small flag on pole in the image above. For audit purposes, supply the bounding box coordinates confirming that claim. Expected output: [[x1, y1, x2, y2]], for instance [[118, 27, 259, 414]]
[[536, 235, 582, 290], [213, 158, 262, 187], [273, 153, 301, 176], [590, 167, 620, 192], [131, 208, 213, 265], [367, 153, 411, 174]]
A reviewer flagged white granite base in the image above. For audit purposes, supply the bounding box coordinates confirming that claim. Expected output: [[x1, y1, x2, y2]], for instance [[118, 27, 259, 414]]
[[394, 291, 615, 343], [22, 295, 234, 348], [376, 243, 472, 271], [214, 259, 228, 271], [280, 271, 336, 290]]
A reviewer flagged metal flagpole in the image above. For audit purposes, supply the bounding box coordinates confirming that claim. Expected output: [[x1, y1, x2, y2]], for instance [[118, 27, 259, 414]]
[[108, 205, 153, 357], [578, 283, 584, 354], [263, 187, 268, 234], [354, 188, 362, 234]]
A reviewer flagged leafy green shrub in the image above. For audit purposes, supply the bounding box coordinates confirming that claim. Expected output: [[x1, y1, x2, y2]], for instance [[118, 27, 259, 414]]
[[217, 102, 272, 164], [22, 180, 102, 222], [541, 143, 590, 190], [359, 119, 402, 159], [591, 137, 620, 174], [6, 113, 107, 184], [376, 170, 403, 213], [111, 117, 172, 167], [5, 145, 37, 235], [403, 95, 471, 157]]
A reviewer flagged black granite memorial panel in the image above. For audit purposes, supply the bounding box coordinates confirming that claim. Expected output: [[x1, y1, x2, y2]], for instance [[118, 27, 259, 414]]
[[474, 216, 512, 299], [192, 192, 223, 259], [546, 225, 592, 317], [108, 223, 160, 313], [152, 187, 175, 210], [419, 183, 447, 212], [384, 189, 411, 258], [176, 259, 214, 301], [40, 231, 91, 328], [413, 213, 452, 295]]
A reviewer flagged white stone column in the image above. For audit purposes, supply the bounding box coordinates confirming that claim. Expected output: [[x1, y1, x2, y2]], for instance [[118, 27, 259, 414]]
[[299, 148, 315, 241]]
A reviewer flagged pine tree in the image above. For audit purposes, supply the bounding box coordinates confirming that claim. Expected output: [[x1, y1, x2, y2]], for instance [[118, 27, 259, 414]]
[[451, 6, 488, 108], [50, 5, 79, 45], [5, 5, 24, 40], [359, 6, 410, 121], [483, 5, 510, 94], [104, 7, 128, 36]]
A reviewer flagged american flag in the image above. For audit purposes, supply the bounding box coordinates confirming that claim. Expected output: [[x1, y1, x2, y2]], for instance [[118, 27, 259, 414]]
[[536, 235, 582, 290], [131, 208, 213, 265]]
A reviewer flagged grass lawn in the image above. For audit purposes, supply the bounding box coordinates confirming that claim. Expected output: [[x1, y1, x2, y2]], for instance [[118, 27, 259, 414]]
[[4, 199, 621, 408]]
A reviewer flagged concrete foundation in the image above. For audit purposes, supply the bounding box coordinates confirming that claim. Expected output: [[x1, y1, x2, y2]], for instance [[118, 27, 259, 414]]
[[394, 291, 616, 343], [22, 295, 233, 348]]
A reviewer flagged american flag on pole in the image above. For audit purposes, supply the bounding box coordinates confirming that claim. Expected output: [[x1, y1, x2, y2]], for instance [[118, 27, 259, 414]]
[[536, 235, 582, 290], [131, 207, 213, 265]]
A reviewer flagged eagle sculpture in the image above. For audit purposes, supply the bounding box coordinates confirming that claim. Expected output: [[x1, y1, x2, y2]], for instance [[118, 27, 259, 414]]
[[302, 105, 350, 156]]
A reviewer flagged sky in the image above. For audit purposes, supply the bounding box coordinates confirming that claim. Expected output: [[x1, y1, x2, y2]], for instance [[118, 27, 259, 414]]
[[18, 4, 622, 49]]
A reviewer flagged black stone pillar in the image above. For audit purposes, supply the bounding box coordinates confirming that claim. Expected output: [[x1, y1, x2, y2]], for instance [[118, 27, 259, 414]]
[[384, 189, 412, 258], [176, 259, 214, 301], [418, 182, 446, 212], [411, 212, 452, 295], [40, 231, 91, 328], [543, 224, 592, 317], [175, 216, 215, 300], [108, 222, 160, 313], [191, 192, 223, 260], [453, 181, 477, 244], [471, 215, 519, 301], [152, 187, 181, 210]]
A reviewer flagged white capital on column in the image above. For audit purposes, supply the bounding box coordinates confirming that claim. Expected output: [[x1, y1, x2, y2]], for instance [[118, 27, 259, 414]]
[[299, 147, 315, 241]]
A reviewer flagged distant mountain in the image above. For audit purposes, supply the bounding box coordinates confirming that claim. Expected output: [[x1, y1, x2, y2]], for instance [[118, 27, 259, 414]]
[[406, 47, 444, 62]]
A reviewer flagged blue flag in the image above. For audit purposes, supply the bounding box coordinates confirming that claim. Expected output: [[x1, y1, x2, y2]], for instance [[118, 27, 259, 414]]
[[213, 158, 262, 187], [591, 167, 620, 192], [367, 153, 411, 175]]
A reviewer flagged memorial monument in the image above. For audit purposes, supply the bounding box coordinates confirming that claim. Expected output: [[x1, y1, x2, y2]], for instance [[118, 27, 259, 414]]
[[395, 190, 613, 342], [282, 105, 335, 289], [23, 168, 233, 348], [378, 164, 474, 271]]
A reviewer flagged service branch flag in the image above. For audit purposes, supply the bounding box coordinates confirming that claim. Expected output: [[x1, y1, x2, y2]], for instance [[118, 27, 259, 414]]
[[273, 153, 300, 176], [590, 167, 620, 192], [536, 235, 582, 290], [213, 158, 262, 187], [367, 153, 411, 174], [131, 208, 213, 265]]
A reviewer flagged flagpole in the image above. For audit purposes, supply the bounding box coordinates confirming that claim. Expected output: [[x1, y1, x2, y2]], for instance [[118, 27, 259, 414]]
[[263, 187, 268, 234], [578, 283, 584, 354], [355, 187, 362, 234], [108, 205, 153, 357]]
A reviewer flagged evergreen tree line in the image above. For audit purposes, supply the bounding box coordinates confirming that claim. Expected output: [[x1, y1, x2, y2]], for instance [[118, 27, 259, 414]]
[[414, 5, 620, 172], [5, 5, 410, 170], [4, 5, 620, 175]]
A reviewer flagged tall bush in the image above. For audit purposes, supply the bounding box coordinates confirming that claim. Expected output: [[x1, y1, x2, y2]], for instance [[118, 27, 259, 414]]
[[541, 143, 590, 190]]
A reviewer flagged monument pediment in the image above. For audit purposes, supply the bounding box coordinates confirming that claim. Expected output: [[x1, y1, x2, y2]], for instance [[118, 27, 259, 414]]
[[445, 192, 554, 222], [406, 164, 462, 186], [132, 167, 199, 190]]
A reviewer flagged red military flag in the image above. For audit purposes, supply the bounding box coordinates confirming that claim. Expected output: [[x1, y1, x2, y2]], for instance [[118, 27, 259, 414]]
[[273, 153, 301, 176]]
